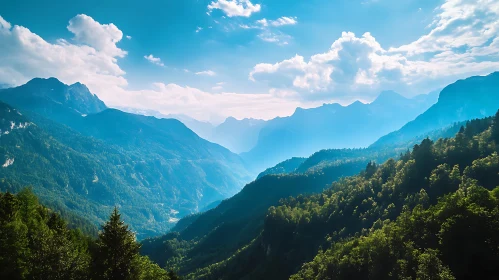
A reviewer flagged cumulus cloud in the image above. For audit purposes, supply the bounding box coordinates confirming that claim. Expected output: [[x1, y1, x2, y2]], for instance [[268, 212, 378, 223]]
[[195, 70, 216, 76], [250, 0, 499, 98], [67, 14, 127, 57], [0, 14, 127, 95], [208, 0, 261, 17], [126, 35, 132, 39], [144, 54, 165, 67], [0, 14, 322, 121], [390, 0, 499, 56]]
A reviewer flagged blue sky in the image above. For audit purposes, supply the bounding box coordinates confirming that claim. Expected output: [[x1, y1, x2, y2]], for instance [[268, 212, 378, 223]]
[[0, 0, 498, 122]]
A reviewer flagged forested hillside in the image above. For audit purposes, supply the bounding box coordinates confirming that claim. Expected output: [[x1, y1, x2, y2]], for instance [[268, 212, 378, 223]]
[[0, 78, 253, 238], [0, 188, 179, 280], [258, 121, 462, 177], [144, 111, 499, 280]]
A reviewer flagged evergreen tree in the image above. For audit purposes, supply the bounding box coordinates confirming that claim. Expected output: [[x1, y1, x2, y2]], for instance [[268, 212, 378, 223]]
[[94, 207, 141, 280], [492, 110, 499, 142]]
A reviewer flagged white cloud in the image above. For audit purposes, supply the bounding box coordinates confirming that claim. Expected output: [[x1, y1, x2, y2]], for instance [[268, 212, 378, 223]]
[[241, 17, 297, 45], [258, 30, 291, 45], [212, 81, 226, 91], [0, 14, 321, 121], [257, 17, 298, 27], [391, 0, 499, 56], [115, 83, 318, 121], [0, 16, 11, 30], [256, 18, 268, 27], [196, 27, 203, 33], [126, 35, 132, 39], [250, 0, 499, 98], [67, 14, 126, 57], [144, 54, 165, 67], [195, 70, 216, 76], [0, 14, 127, 94], [208, 0, 261, 17]]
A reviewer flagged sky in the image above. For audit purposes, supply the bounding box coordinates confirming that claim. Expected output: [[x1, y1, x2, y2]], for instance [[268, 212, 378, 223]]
[[0, 0, 498, 123]]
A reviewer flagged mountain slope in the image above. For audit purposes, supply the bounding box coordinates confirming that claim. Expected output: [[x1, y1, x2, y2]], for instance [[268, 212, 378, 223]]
[[373, 72, 499, 147], [181, 112, 499, 280], [0, 77, 106, 124], [141, 116, 463, 276], [241, 90, 438, 171], [0, 79, 253, 238], [209, 117, 266, 154]]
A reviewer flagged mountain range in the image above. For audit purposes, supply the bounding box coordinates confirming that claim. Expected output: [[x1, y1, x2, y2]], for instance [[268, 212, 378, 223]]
[[1, 72, 498, 242], [240, 90, 439, 171], [122, 89, 439, 173], [0, 78, 253, 238], [117, 108, 266, 154], [140, 72, 499, 280], [372, 71, 499, 148]]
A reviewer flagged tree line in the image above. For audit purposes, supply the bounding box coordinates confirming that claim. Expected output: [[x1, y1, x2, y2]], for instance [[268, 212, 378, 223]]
[[0, 189, 180, 280]]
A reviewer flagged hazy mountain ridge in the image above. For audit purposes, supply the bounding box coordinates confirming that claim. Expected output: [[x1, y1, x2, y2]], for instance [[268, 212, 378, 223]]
[[0, 78, 253, 238], [241, 90, 439, 171], [373, 72, 499, 147], [117, 107, 266, 154]]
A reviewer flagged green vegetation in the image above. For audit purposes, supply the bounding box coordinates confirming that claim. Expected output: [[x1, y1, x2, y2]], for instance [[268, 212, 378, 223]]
[[0, 86, 252, 238], [0, 188, 179, 280], [144, 112, 499, 280]]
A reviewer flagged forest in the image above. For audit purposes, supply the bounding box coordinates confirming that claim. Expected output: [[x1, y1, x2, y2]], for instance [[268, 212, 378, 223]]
[[140, 112, 499, 280], [4, 111, 499, 280], [0, 188, 179, 280]]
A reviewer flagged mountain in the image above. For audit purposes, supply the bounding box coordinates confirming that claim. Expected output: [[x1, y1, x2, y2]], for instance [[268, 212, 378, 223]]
[[373, 72, 499, 147], [208, 117, 266, 154], [241, 90, 438, 171], [115, 107, 216, 142], [140, 116, 464, 277], [143, 111, 499, 280], [0, 78, 253, 238], [117, 107, 266, 154], [0, 77, 107, 122]]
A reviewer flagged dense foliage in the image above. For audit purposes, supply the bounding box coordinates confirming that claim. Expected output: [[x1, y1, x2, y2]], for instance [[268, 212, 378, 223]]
[[0, 189, 179, 280], [149, 112, 499, 279], [141, 160, 367, 274]]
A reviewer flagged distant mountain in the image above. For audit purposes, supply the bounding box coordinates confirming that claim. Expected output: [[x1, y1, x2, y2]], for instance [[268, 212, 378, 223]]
[[116, 107, 215, 141], [117, 107, 266, 154], [0, 78, 253, 238], [372, 72, 499, 147], [241, 90, 438, 171], [208, 117, 266, 154]]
